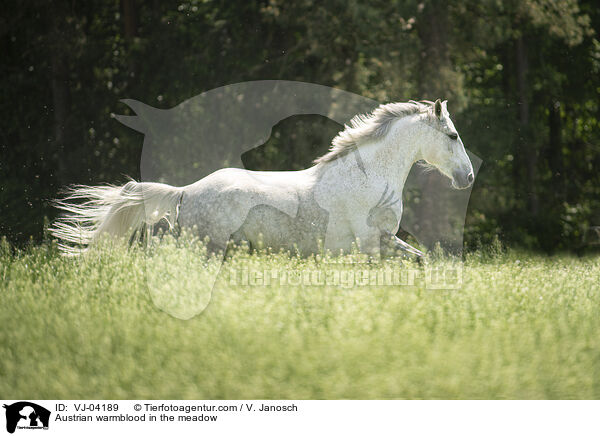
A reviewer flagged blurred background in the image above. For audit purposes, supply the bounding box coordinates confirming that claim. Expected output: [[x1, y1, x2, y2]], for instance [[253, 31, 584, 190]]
[[1, 0, 599, 252]]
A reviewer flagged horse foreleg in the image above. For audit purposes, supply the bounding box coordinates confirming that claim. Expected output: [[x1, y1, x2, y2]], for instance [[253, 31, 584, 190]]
[[381, 231, 424, 260]]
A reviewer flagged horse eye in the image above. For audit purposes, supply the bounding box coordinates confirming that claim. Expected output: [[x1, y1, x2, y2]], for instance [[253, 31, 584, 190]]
[[448, 133, 458, 140]]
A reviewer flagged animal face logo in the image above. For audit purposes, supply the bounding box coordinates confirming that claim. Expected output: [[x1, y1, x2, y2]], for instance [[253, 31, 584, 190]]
[[3, 402, 50, 433]]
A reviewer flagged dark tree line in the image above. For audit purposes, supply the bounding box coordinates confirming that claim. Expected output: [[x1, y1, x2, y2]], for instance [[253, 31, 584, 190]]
[[1, 0, 599, 251]]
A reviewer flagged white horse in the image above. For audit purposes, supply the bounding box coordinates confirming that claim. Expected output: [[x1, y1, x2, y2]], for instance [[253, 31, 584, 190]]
[[51, 99, 474, 258]]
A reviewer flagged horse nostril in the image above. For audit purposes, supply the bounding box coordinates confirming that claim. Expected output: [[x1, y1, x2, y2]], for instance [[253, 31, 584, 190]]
[[467, 172, 474, 183]]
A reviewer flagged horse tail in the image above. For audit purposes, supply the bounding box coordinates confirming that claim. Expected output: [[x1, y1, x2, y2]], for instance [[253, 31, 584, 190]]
[[50, 180, 184, 255]]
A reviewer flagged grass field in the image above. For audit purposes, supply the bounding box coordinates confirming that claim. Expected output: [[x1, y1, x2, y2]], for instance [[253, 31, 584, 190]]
[[1, 236, 599, 399]]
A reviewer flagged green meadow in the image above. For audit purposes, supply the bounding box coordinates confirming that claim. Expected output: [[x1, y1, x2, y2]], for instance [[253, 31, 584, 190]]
[[1, 237, 599, 399]]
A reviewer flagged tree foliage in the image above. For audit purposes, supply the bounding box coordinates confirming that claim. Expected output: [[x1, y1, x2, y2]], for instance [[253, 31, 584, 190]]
[[1, 0, 599, 251]]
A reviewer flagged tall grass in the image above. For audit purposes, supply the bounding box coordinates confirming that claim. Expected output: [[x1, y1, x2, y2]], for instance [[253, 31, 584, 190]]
[[1, 236, 599, 399]]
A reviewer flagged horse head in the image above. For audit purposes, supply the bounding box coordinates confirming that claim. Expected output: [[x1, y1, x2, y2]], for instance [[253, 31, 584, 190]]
[[418, 99, 474, 189]]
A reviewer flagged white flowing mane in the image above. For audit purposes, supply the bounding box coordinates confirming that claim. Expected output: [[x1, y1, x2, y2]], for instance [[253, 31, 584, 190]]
[[314, 100, 434, 164]]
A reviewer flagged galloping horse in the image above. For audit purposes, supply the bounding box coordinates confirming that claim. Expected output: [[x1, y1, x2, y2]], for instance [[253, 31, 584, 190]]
[[51, 99, 474, 258]]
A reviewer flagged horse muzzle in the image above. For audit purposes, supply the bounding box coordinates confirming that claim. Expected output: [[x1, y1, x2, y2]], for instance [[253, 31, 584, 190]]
[[452, 170, 474, 189]]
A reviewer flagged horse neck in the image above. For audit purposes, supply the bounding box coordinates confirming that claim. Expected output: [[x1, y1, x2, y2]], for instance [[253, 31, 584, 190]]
[[355, 117, 423, 192]]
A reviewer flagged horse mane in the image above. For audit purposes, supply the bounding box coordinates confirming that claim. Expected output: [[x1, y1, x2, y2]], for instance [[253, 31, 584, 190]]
[[314, 100, 434, 164]]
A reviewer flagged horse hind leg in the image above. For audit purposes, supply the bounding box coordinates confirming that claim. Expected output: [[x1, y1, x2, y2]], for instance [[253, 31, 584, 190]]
[[223, 227, 252, 257]]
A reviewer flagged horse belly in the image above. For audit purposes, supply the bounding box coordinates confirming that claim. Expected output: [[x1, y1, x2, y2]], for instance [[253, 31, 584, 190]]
[[237, 201, 328, 255], [178, 170, 316, 253]]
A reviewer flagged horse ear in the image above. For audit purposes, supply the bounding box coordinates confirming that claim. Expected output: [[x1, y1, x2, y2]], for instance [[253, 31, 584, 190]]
[[434, 99, 442, 119]]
